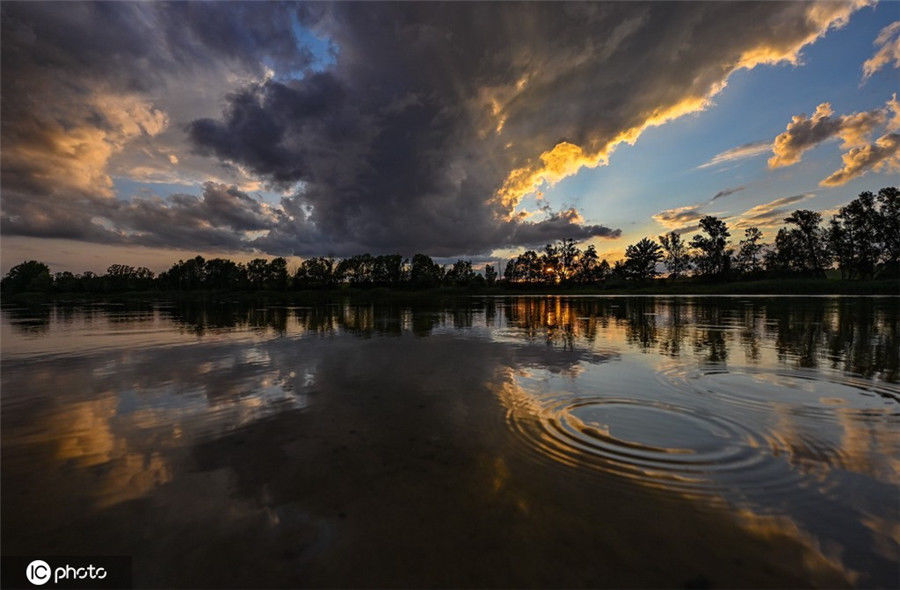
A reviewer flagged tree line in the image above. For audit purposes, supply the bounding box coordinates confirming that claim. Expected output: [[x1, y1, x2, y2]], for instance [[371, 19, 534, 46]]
[[0, 252, 497, 294], [505, 186, 898, 283], [2, 186, 896, 294]]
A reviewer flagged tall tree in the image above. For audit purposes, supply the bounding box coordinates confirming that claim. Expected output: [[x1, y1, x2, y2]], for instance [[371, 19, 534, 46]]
[[735, 227, 766, 275], [294, 257, 335, 288], [659, 231, 691, 279], [766, 228, 804, 273], [484, 264, 497, 286], [557, 238, 580, 283], [372, 255, 406, 286], [876, 186, 899, 277], [205, 258, 245, 289], [690, 216, 731, 276], [506, 250, 543, 283], [624, 237, 663, 280], [783, 210, 830, 277], [827, 187, 899, 279], [246, 258, 269, 289], [575, 245, 602, 283], [445, 259, 475, 286], [542, 242, 561, 283], [410, 254, 443, 287], [267, 257, 289, 290]]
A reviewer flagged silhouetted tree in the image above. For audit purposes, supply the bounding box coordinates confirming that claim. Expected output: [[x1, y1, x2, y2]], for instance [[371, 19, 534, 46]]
[[506, 250, 543, 283], [783, 210, 830, 277], [611, 259, 629, 280], [1, 260, 51, 293], [104, 264, 154, 291], [878, 186, 900, 277], [336, 254, 376, 285], [371, 255, 407, 286], [766, 227, 804, 273], [159, 256, 205, 290], [659, 231, 691, 279], [294, 257, 335, 288], [410, 254, 443, 287], [267, 257, 289, 290], [484, 264, 497, 286], [205, 258, 246, 289], [52, 271, 81, 292], [597, 259, 611, 282], [445, 259, 476, 286], [828, 187, 899, 279], [542, 242, 561, 283], [575, 245, 601, 283], [690, 216, 731, 277], [558, 238, 580, 283], [246, 258, 269, 289], [735, 227, 765, 275], [624, 237, 663, 280]]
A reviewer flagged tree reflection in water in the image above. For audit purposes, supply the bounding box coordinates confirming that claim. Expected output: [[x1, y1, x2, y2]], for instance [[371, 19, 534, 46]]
[[1, 296, 897, 587]]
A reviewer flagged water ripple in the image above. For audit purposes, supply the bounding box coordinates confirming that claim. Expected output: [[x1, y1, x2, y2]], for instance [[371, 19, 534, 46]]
[[501, 362, 900, 500], [503, 392, 805, 498]]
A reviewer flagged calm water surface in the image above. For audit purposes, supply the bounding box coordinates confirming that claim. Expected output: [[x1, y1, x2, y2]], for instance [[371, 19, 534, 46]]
[[2, 296, 898, 588]]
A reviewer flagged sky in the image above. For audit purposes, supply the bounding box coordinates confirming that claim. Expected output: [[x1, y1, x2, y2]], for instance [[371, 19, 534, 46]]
[[1, 1, 898, 274]]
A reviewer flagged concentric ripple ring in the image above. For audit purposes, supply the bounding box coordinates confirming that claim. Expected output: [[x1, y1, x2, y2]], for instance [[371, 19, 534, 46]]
[[506, 396, 802, 496]]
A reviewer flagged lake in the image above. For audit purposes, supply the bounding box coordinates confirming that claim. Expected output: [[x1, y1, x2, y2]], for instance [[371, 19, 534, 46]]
[[2, 296, 898, 588]]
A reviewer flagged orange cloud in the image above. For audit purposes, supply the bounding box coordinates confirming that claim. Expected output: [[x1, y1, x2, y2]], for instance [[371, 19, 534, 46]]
[[821, 133, 900, 186], [765, 94, 900, 185], [768, 102, 886, 169], [2, 93, 168, 200], [493, 1, 865, 214]]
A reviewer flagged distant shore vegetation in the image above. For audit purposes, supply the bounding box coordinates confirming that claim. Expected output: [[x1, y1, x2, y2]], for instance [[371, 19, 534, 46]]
[[3, 187, 898, 297]]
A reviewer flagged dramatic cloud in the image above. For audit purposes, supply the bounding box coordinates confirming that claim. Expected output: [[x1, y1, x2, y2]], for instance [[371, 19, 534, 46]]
[[768, 101, 887, 168], [1, 1, 869, 258], [731, 194, 815, 229], [508, 209, 621, 247], [2, 182, 280, 251], [698, 141, 771, 169], [862, 20, 900, 80]]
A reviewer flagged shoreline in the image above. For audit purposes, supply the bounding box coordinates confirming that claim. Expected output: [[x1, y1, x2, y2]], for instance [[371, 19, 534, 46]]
[[2, 278, 897, 306]]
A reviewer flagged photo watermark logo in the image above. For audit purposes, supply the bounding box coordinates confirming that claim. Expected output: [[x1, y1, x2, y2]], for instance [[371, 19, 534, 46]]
[[2, 556, 131, 589], [25, 560, 51, 585]]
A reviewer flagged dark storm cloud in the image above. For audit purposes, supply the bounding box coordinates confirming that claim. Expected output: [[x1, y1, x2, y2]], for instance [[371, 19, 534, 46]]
[[508, 209, 621, 248], [1, 1, 864, 257], [1, 182, 279, 252], [110, 183, 280, 250]]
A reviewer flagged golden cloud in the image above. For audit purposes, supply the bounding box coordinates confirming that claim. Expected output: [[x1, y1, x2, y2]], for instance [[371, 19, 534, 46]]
[[821, 132, 900, 186], [2, 93, 168, 200], [493, 1, 864, 215]]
